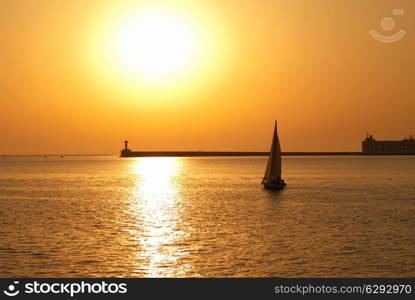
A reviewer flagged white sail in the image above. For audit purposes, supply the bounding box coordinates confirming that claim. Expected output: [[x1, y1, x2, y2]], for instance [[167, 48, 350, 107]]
[[263, 121, 281, 181]]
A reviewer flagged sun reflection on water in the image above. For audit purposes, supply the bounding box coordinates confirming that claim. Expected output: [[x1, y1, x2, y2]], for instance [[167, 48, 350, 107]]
[[129, 157, 190, 277]]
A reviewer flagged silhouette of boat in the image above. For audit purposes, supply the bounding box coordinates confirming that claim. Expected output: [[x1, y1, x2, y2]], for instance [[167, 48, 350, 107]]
[[262, 121, 286, 189]]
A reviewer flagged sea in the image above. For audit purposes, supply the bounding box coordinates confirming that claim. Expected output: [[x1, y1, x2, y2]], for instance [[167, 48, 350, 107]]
[[0, 156, 414, 277]]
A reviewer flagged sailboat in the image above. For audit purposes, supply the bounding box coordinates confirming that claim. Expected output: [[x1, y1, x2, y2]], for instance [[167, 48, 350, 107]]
[[262, 121, 286, 189]]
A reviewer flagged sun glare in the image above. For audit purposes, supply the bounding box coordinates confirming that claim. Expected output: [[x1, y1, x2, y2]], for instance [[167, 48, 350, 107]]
[[84, 2, 231, 105], [113, 9, 199, 80]]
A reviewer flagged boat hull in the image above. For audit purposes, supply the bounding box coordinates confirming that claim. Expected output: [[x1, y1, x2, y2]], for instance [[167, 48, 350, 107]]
[[262, 179, 286, 190]]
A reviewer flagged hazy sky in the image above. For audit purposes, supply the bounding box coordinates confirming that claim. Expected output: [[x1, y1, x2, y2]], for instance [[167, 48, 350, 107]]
[[1, 0, 414, 154]]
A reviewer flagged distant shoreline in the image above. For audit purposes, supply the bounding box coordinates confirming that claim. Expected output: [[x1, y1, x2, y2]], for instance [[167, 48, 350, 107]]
[[3, 152, 415, 158], [1, 154, 109, 157]]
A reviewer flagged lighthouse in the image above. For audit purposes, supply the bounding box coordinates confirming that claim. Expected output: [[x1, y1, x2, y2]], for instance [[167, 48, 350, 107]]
[[120, 140, 132, 157]]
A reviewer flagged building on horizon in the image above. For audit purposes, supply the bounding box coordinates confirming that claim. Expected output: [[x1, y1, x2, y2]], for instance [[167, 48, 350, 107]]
[[362, 134, 415, 154]]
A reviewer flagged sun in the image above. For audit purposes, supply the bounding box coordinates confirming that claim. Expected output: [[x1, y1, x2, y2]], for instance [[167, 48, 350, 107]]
[[110, 8, 201, 80], [84, 2, 231, 105]]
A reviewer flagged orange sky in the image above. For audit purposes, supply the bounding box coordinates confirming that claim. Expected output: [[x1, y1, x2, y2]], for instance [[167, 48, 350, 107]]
[[1, 0, 414, 154]]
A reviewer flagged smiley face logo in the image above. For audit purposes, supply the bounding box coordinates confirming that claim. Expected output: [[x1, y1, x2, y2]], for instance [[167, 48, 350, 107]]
[[370, 9, 406, 43], [3, 281, 20, 297]]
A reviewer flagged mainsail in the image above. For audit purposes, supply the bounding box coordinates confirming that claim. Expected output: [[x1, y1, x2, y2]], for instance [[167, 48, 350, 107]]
[[263, 121, 281, 181]]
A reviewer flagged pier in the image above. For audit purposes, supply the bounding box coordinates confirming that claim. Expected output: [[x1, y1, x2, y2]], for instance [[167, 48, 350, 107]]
[[119, 151, 415, 157]]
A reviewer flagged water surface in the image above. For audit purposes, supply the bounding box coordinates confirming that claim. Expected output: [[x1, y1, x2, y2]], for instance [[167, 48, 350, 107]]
[[0, 156, 414, 277]]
